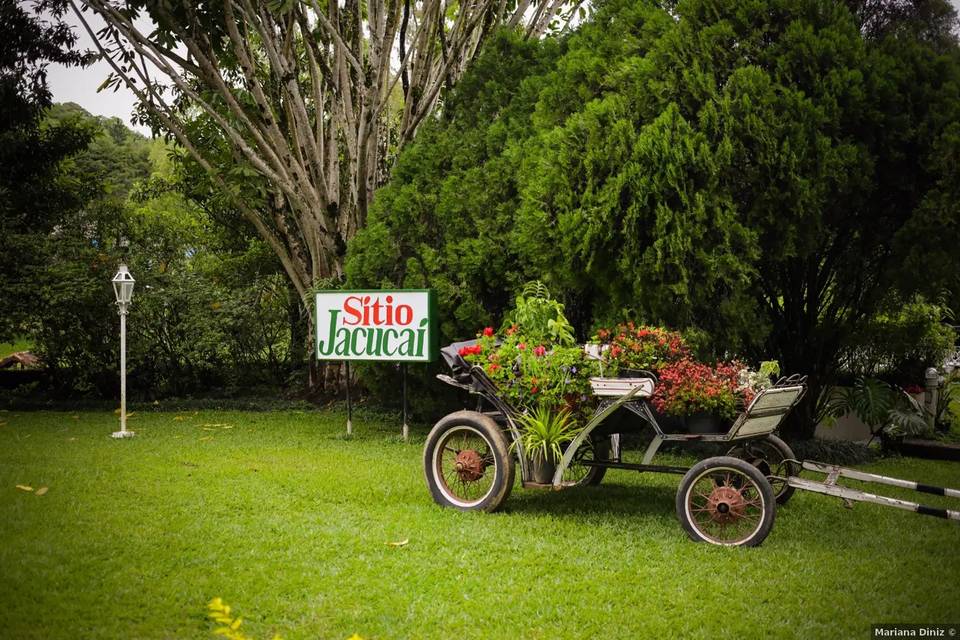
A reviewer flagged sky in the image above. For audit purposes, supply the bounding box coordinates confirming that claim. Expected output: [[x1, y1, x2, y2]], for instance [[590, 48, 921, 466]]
[[49, 0, 960, 137]]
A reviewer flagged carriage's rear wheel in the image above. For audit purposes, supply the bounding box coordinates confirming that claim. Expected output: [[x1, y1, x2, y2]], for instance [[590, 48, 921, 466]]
[[676, 456, 776, 547], [423, 411, 514, 512], [562, 436, 610, 486], [727, 434, 798, 505]]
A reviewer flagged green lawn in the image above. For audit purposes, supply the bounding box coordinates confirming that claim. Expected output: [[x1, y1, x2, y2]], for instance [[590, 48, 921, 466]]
[[1, 410, 958, 640], [0, 338, 32, 359]]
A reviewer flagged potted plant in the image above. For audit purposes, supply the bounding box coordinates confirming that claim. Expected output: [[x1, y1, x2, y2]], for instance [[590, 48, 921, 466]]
[[514, 404, 579, 484]]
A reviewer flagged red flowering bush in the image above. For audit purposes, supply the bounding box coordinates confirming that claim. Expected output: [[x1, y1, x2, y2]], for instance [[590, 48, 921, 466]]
[[652, 359, 754, 421], [593, 323, 689, 372]]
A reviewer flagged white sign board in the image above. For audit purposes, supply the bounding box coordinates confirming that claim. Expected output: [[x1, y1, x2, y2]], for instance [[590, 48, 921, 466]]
[[315, 290, 436, 362]]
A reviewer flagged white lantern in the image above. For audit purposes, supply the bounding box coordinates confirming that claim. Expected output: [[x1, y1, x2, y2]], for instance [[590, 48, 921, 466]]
[[111, 263, 135, 312], [111, 262, 135, 438]]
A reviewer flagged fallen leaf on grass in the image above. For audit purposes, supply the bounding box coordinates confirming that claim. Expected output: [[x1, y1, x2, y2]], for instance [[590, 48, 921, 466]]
[[15, 485, 33, 492], [201, 423, 233, 428], [67, 437, 77, 442], [35, 487, 48, 496], [173, 415, 187, 421], [385, 538, 409, 548], [199, 436, 214, 442], [346, 634, 365, 640]]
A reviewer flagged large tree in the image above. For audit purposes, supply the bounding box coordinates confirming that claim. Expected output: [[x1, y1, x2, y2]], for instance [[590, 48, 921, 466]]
[[348, 0, 960, 436], [72, 0, 578, 314], [0, 0, 94, 339]]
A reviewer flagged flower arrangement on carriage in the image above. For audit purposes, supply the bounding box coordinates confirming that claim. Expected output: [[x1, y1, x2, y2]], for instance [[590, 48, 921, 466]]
[[422, 283, 960, 547]]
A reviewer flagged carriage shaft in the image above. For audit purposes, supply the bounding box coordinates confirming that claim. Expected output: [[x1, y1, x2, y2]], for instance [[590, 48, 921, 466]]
[[800, 461, 960, 499]]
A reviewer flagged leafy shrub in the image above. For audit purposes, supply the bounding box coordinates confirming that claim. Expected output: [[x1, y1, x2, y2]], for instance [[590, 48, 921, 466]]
[[789, 439, 878, 466], [824, 377, 928, 439]]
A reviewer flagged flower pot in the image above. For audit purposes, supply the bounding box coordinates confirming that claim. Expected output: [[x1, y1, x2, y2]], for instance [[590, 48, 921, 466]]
[[528, 456, 556, 484], [684, 411, 726, 434], [652, 409, 686, 434]]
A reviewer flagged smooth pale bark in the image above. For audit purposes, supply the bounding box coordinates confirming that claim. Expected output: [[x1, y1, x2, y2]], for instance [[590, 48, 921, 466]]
[[75, 0, 573, 384]]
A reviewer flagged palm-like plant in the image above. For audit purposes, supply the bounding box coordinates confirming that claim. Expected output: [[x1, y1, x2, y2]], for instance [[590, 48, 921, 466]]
[[825, 377, 927, 440], [514, 405, 580, 465]]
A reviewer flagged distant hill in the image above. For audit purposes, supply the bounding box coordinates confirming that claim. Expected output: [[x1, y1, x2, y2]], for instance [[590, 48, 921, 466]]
[[45, 102, 153, 200]]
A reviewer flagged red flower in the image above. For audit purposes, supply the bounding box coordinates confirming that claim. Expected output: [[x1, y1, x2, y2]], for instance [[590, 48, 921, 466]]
[[518, 343, 526, 351], [486, 363, 500, 374], [506, 325, 518, 335], [530, 386, 538, 394], [610, 345, 622, 357], [458, 344, 483, 357], [483, 327, 494, 337], [534, 345, 546, 357]]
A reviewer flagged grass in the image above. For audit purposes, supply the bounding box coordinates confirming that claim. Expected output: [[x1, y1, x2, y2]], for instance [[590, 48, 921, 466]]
[[0, 409, 958, 640], [0, 338, 32, 359]]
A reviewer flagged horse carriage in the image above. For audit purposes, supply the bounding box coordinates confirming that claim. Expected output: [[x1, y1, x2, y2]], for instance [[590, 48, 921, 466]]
[[422, 341, 959, 547]]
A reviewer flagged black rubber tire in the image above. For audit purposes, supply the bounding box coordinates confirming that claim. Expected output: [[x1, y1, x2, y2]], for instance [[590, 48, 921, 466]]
[[675, 456, 776, 547], [423, 411, 515, 512], [727, 434, 798, 505]]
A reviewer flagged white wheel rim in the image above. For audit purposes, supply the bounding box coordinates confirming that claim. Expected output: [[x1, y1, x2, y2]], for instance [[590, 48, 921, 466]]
[[432, 425, 498, 508], [683, 466, 768, 546]]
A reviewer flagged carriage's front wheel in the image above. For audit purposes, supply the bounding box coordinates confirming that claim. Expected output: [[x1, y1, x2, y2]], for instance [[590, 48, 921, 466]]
[[676, 456, 776, 547], [423, 411, 515, 512]]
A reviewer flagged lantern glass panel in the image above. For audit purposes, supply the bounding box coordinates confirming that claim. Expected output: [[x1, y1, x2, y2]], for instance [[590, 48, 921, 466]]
[[112, 265, 135, 304]]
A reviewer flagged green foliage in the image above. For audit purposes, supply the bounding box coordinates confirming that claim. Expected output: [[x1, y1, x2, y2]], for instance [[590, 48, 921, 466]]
[[839, 296, 956, 384], [824, 377, 928, 438], [0, 4, 96, 341], [6, 102, 296, 399], [348, 0, 960, 435], [502, 282, 575, 346], [512, 404, 579, 465]]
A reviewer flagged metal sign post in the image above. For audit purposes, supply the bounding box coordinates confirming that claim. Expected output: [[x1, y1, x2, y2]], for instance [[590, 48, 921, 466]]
[[345, 361, 353, 436], [402, 363, 409, 441]]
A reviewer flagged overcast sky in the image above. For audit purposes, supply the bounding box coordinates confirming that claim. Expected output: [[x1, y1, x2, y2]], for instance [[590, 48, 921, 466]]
[[50, 0, 960, 137]]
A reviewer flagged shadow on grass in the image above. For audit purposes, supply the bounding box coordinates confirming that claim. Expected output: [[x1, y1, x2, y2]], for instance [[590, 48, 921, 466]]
[[503, 482, 677, 521]]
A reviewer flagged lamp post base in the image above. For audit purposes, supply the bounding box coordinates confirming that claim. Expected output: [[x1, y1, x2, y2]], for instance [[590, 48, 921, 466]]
[[111, 430, 136, 439]]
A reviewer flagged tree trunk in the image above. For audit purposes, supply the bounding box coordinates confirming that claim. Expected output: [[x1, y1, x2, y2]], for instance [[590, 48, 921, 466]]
[[288, 281, 307, 383]]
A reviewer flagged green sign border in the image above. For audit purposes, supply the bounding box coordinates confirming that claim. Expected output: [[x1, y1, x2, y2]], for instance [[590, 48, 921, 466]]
[[314, 289, 438, 363]]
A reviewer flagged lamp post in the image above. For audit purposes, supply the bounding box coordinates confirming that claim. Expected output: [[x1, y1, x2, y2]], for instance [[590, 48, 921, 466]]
[[111, 263, 135, 439]]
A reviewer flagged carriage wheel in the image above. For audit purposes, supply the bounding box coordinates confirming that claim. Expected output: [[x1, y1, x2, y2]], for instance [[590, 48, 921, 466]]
[[423, 411, 514, 512], [727, 434, 798, 505], [676, 456, 776, 547], [562, 436, 609, 486]]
